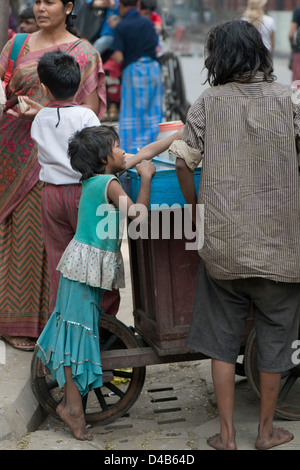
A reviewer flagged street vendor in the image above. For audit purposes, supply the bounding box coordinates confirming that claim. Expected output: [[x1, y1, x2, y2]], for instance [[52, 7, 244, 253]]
[[172, 19, 300, 451]]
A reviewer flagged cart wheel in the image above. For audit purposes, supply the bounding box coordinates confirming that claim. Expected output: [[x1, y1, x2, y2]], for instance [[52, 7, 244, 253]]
[[31, 314, 146, 425], [159, 52, 190, 122], [244, 327, 300, 420]]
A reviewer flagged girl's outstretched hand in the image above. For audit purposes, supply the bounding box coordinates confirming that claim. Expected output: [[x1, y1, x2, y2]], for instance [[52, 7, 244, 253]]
[[136, 160, 156, 178]]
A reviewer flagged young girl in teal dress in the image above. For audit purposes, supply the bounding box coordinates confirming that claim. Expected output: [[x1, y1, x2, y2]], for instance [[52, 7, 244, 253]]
[[36, 124, 182, 441]]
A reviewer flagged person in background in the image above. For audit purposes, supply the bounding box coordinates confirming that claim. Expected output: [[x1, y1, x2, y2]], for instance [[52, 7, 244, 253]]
[[102, 16, 122, 121], [139, 0, 162, 36], [242, 0, 275, 53], [92, 0, 120, 55], [110, 0, 163, 154], [0, 0, 106, 351], [289, 3, 300, 82], [19, 6, 39, 34], [8, 9, 18, 39], [172, 19, 300, 450], [9, 8, 18, 34], [139, 0, 163, 54]]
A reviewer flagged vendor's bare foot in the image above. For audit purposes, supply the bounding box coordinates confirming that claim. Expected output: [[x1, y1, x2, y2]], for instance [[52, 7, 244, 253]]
[[207, 433, 237, 450], [255, 427, 293, 450], [56, 402, 93, 441]]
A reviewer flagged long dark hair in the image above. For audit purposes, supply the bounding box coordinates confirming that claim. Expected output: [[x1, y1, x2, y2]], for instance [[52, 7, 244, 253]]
[[204, 20, 275, 86], [68, 125, 120, 181], [61, 0, 79, 36]]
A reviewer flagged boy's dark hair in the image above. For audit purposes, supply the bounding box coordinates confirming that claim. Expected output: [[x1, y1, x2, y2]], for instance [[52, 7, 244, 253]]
[[68, 125, 120, 181], [140, 0, 157, 11], [37, 50, 81, 100], [120, 0, 138, 7], [204, 20, 275, 86]]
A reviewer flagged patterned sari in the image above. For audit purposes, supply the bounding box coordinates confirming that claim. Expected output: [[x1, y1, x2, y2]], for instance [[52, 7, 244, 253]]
[[0, 36, 106, 338]]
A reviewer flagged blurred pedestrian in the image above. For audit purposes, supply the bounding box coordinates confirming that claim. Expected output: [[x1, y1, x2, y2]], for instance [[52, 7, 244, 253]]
[[19, 6, 39, 33], [139, 0, 163, 36], [139, 0, 163, 54], [289, 3, 300, 82], [242, 0, 275, 53], [93, 0, 120, 55], [110, 0, 163, 153]]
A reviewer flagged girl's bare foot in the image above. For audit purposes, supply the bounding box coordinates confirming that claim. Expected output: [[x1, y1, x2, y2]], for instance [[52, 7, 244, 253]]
[[207, 433, 237, 450], [255, 426, 293, 450], [56, 402, 93, 441]]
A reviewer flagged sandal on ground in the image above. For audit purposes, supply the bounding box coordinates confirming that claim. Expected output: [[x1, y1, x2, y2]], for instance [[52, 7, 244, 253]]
[[2, 335, 36, 351]]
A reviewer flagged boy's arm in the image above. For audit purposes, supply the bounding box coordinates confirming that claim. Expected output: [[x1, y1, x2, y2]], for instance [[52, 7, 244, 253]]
[[124, 126, 184, 170]]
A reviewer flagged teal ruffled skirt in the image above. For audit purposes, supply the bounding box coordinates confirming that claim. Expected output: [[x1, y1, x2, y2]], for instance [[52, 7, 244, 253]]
[[37, 276, 104, 397]]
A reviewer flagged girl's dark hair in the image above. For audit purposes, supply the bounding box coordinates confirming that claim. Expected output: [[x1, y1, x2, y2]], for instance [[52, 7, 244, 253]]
[[37, 50, 81, 100], [68, 125, 120, 180], [204, 20, 275, 86]]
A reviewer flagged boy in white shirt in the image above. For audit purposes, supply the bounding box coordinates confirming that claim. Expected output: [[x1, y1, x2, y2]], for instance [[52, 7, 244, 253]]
[[31, 50, 117, 319], [31, 50, 183, 321]]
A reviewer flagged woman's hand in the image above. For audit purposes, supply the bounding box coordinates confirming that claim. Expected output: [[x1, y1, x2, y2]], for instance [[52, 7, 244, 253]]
[[7, 96, 43, 120]]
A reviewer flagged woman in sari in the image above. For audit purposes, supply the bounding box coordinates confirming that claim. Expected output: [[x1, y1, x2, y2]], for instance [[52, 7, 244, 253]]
[[0, 0, 107, 350]]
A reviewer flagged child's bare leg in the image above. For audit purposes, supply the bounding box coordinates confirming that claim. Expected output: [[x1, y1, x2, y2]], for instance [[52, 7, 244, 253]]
[[56, 366, 93, 441], [255, 371, 293, 449], [207, 359, 237, 450]]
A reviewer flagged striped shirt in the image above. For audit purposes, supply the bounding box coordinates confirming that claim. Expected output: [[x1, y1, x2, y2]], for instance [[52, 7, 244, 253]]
[[170, 73, 300, 282]]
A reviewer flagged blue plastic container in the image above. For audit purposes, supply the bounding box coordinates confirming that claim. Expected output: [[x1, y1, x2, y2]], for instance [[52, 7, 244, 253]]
[[122, 157, 201, 208]]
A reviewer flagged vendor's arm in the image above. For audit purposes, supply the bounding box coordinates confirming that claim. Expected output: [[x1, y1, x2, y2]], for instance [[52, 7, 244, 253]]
[[173, 98, 205, 224], [176, 157, 197, 224], [124, 126, 184, 170]]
